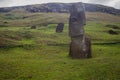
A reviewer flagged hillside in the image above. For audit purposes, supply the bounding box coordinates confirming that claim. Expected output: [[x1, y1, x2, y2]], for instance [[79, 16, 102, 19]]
[[0, 12, 120, 27], [0, 3, 120, 15]]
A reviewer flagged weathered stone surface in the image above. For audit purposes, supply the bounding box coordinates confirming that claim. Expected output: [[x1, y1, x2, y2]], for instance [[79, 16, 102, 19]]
[[69, 3, 91, 59], [69, 37, 91, 58], [69, 3, 86, 37], [56, 23, 64, 33], [69, 36, 86, 58], [84, 37, 92, 58]]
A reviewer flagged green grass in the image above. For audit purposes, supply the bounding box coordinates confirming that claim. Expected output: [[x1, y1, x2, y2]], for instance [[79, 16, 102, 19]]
[[85, 22, 120, 43], [0, 44, 120, 80], [0, 12, 120, 80]]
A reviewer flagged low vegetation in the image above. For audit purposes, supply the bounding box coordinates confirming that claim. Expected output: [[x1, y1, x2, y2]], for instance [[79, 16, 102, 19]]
[[0, 12, 120, 80]]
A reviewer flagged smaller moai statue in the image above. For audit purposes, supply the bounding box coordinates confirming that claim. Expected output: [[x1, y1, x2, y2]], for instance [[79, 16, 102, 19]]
[[56, 23, 64, 33], [69, 3, 91, 59]]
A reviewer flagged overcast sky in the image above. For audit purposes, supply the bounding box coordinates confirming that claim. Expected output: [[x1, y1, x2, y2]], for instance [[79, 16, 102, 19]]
[[0, 0, 120, 9]]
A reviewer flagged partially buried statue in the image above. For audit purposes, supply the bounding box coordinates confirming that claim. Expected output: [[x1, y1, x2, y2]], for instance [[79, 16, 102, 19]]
[[56, 23, 64, 33], [69, 3, 91, 58]]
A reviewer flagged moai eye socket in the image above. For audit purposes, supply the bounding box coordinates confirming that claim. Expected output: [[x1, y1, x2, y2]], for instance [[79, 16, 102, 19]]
[[71, 17, 78, 22]]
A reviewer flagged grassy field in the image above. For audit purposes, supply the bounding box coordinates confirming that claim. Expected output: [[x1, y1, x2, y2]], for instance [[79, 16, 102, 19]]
[[0, 12, 120, 80]]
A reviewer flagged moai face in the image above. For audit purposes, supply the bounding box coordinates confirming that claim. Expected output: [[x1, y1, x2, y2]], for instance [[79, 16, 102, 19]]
[[69, 3, 86, 37], [56, 23, 64, 33]]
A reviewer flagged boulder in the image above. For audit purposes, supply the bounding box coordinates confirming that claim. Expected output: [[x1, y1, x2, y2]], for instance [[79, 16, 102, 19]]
[[31, 25, 36, 29]]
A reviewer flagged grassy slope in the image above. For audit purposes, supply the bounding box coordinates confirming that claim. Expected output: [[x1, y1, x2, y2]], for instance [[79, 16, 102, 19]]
[[0, 12, 120, 27], [0, 12, 120, 80]]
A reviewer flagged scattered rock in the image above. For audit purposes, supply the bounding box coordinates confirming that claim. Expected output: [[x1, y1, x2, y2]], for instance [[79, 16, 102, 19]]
[[4, 21, 8, 24], [108, 30, 118, 35], [31, 25, 36, 29], [22, 16, 28, 19]]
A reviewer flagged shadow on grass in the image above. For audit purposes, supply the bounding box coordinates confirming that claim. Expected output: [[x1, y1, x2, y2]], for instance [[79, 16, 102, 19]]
[[48, 42, 120, 47], [0, 44, 36, 50], [93, 42, 120, 45], [47, 43, 69, 46], [0, 41, 120, 50]]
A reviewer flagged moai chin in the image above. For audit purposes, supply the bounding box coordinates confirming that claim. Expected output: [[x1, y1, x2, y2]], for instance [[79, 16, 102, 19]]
[[69, 3, 91, 59]]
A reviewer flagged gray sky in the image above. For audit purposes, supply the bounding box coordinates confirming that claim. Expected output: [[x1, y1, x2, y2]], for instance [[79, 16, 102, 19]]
[[0, 0, 120, 9]]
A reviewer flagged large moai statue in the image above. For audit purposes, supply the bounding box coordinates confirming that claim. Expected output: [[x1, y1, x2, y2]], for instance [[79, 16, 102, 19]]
[[69, 3, 91, 58], [56, 23, 64, 33]]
